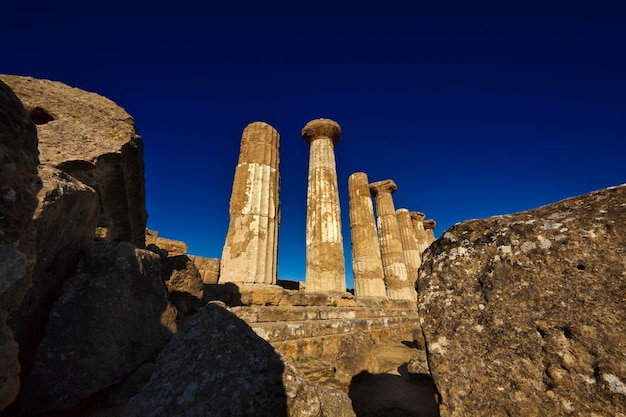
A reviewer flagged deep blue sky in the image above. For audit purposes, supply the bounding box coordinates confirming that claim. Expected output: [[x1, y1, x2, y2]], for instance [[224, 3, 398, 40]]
[[3, 2, 625, 288]]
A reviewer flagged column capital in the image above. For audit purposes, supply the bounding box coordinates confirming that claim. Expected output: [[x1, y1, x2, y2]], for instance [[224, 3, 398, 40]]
[[302, 118, 341, 146], [423, 219, 436, 230], [369, 179, 397, 196], [410, 211, 426, 221]]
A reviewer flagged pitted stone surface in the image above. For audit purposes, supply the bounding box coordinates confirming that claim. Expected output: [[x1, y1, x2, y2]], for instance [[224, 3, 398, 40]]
[[370, 180, 415, 301], [418, 184, 626, 417], [221, 122, 280, 284], [396, 208, 421, 287], [303, 118, 346, 293], [348, 172, 386, 298]]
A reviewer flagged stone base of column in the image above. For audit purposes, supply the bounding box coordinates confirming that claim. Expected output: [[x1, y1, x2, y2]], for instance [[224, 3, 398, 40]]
[[386, 286, 417, 301]]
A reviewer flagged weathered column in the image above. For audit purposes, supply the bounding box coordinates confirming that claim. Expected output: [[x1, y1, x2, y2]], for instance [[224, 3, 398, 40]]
[[410, 211, 430, 255], [396, 208, 421, 287], [348, 172, 386, 298], [302, 118, 346, 293], [220, 122, 280, 285], [423, 219, 437, 245], [369, 180, 415, 301]]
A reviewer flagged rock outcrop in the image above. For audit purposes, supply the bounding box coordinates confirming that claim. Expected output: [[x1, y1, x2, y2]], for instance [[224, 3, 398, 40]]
[[123, 303, 355, 417], [0, 75, 147, 247], [418, 184, 626, 417], [0, 79, 41, 411], [21, 242, 177, 415]]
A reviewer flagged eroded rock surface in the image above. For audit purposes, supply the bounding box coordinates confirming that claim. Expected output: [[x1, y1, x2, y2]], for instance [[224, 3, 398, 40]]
[[0, 79, 40, 411], [21, 242, 177, 415], [123, 303, 355, 417], [418, 184, 626, 417], [0, 75, 147, 247], [162, 254, 204, 317]]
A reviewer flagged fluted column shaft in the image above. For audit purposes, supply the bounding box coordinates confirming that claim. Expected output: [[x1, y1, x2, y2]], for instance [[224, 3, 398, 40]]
[[396, 208, 421, 287], [302, 119, 346, 293], [370, 180, 415, 301], [348, 172, 386, 298], [423, 219, 437, 245], [220, 122, 280, 284], [410, 211, 430, 255]]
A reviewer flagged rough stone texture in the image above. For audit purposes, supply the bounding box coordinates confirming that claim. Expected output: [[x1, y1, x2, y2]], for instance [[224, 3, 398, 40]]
[[188, 255, 220, 284], [407, 350, 430, 376], [162, 255, 205, 317], [396, 208, 421, 287], [418, 184, 626, 417], [0, 79, 40, 411], [21, 242, 177, 415], [221, 122, 280, 285], [154, 236, 187, 257], [348, 172, 386, 298], [9, 165, 99, 387], [423, 219, 436, 244], [370, 180, 415, 301], [410, 211, 430, 256], [0, 75, 147, 247], [123, 303, 355, 417], [302, 118, 346, 293]]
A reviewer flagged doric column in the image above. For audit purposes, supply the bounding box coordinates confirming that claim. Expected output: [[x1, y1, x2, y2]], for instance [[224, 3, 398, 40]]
[[302, 118, 346, 293], [396, 208, 421, 287], [220, 122, 280, 284], [348, 172, 386, 298], [410, 211, 430, 255], [423, 219, 437, 245], [369, 180, 415, 301]]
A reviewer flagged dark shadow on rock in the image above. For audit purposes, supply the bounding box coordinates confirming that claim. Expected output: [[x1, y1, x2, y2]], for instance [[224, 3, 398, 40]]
[[202, 282, 243, 306], [348, 367, 440, 417], [401, 340, 418, 349]]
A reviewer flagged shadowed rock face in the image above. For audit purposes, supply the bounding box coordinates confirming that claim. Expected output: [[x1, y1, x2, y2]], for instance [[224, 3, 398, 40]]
[[418, 184, 626, 417], [0, 79, 41, 411], [0, 75, 147, 247]]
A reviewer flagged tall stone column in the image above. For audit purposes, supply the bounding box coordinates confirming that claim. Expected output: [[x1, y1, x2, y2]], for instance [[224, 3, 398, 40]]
[[369, 180, 415, 301], [220, 122, 280, 285], [410, 211, 430, 255], [423, 219, 437, 245], [302, 118, 346, 293], [348, 172, 386, 298], [396, 208, 421, 287]]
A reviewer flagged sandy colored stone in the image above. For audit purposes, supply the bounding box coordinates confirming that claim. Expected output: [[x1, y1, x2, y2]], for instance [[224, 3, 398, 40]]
[[396, 208, 421, 287], [423, 219, 436, 244], [410, 211, 430, 256], [370, 180, 415, 301], [221, 122, 280, 284], [418, 184, 626, 417], [302, 118, 346, 293], [162, 255, 204, 317], [189, 255, 220, 284], [154, 236, 187, 256], [0, 75, 147, 247], [348, 172, 386, 298]]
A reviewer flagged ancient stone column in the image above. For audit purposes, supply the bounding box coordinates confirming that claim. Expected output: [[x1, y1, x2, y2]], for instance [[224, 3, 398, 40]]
[[396, 208, 421, 287], [410, 211, 430, 255], [220, 122, 280, 285], [369, 180, 415, 301], [423, 219, 437, 245], [302, 118, 346, 293], [348, 172, 386, 298]]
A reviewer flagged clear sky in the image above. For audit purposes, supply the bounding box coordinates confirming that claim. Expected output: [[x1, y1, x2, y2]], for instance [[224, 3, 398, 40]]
[[3, 2, 625, 289]]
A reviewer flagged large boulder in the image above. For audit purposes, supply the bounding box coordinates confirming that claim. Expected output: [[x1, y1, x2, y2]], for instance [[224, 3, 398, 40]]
[[123, 303, 355, 417], [0, 75, 147, 247], [162, 255, 205, 317], [418, 184, 626, 417], [0, 79, 40, 410], [9, 165, 99, 382], [20, 242, 177, 415]]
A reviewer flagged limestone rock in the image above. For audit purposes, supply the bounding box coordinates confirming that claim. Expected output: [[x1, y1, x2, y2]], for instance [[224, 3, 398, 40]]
[[0, 79, 40, 411], [189, 255, 220, 284], [162, 255, 204, 317], [123, 303, 355, 417], [154, 236, 187, 257], [0, 75, 147, 247], [21, 242, 177, 415], [9, 165, 99, 384], [418, 184, 626, 417], [407, 351, 430, 376]]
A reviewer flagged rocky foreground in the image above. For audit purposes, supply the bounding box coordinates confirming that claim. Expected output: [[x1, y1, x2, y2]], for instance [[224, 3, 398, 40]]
[[1, 75, 624, 416]]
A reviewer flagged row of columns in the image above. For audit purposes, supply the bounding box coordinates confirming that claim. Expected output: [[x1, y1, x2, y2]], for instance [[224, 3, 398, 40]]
[[219, 118, 436, 300]]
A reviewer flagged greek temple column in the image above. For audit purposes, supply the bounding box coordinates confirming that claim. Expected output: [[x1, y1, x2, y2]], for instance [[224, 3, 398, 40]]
[[348, 172, 386, 298], [302, 118, 346, 293], [220, 122, 280, 284], [396, 208, 421, 287], [369, 180, 416, 301], [410, 211, 430, 255], [423, 219, 437, 245]]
